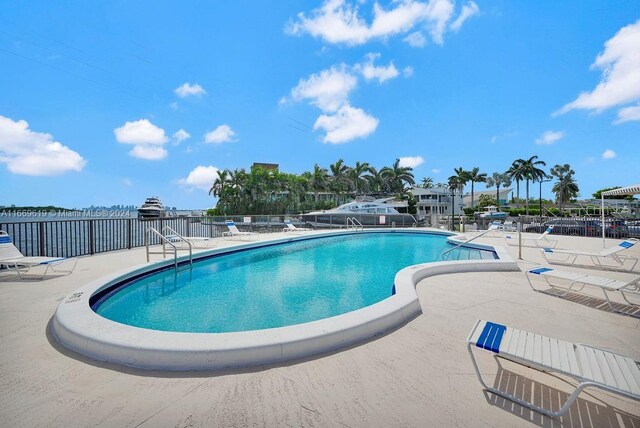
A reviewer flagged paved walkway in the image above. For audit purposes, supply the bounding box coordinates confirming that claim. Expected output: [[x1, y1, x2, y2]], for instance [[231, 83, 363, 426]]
[[0, 231, 638, 427]]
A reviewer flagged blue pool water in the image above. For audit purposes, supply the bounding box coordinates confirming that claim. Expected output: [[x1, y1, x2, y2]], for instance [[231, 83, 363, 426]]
[[93, 232, 493, 333]]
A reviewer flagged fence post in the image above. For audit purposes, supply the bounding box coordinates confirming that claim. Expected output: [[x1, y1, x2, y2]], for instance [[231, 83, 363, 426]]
[[186, 217, 191, 237], [89, 219, 95, 255], [38, 221, 45, 256], [127, 218, 133, 249]]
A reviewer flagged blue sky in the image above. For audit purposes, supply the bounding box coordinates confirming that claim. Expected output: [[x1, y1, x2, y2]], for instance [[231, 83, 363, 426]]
[[1, 1, 638, 209]]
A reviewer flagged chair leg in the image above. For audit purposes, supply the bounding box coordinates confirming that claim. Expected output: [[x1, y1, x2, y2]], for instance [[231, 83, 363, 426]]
[[620, 290, 639, 307], [467, 344, 589, 418]]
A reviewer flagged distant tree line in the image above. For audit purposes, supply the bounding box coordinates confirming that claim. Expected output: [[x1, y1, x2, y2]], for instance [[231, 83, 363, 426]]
[[208, 159, 415, 215]]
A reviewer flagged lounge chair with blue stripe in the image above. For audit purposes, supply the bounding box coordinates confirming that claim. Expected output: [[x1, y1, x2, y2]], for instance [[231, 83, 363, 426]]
[[222, 220, 257, 240], [541, 238, 638, 271], [467, 320, 640, 417], [526, 266, 640, 314], [504, 226, 557, 248], [0, 231, 78, 279], [282, 220, 311, 233]]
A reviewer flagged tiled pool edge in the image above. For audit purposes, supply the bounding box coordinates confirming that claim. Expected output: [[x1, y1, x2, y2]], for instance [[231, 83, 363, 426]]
[[51, 229, 519, 371]]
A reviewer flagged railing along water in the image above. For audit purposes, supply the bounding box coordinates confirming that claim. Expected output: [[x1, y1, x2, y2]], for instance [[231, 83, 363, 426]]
[[0, 216, 221, 258]]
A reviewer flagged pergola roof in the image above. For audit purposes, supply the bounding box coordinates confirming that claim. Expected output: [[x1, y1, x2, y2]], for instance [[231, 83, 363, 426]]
[[601, 184, 640, 197]]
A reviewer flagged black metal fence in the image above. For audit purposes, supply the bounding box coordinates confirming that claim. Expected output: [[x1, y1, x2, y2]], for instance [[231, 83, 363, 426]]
[[471, 216, 640, 239], [0, 217, 221, 258], [0, 214, 418, 258]]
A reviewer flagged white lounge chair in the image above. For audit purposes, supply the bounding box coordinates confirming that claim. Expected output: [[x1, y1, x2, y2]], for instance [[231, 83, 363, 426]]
[[467, 319, 640, 417], [504, 226, 557, 248], [282, 220, 311, 233], [501, 221, 517, 232], [541, 238, 639, 270], [167, 235, 217, 249], [222, 220, 257, 240], [163, 226, 217, 249], [481, 221, 503, 237], [0, 231, 78, 279], [526, 266, 639, 313]]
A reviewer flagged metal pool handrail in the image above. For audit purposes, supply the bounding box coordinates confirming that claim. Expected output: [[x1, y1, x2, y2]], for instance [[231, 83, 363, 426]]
[[442, 228, 493, 259], [161, 226, 193, 267], [346, 217, 364, 232], [145, 227, 190, 269]]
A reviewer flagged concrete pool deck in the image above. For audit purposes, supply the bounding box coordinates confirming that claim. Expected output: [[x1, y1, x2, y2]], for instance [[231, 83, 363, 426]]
[[0, 229, 638, 427]]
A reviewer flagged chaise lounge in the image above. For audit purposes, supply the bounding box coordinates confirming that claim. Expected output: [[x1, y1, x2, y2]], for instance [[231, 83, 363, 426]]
[[541, 238, 638, 271], [504, 226, 557, 248], [467, 319, 640, 417], [0, 231, 78, 279], [526, 266, 639, 314], [222, 220, 257, 241]]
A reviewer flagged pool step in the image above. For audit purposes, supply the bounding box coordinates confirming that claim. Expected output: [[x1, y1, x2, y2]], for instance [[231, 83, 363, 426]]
[[440, 247, 496, 261]]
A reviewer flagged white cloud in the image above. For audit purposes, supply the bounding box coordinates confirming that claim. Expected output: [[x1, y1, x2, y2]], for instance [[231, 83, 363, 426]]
[[287, 0, 461, 46], [490, 131, 518, 144], [556, 20, 640, 120], [355, 53, 400, 83], [314, 105, 379, 144], [0, 115, 86, 176], [404, 31, 427, 47], [535, 130, 565, 145], [602, 149, 617, 159], [614, 104, 640, 124], [398, 156, 425, 168], [114, 119, 169, 160], [114, 119, 168, 145], [172, 129, 191, 144], [290, 65, 358, 112], [178, 165, 220, 191], [205, 124, 236, 144], [450, 1, 479, 32], [129, 145, 167, 160], [169, 102, 179, 111], [431, 168, 441, 174], [122, 178, 133, 187], [286, 55, 405, 143], [174, 82, 207, 98], [403, 66, 415, 77]]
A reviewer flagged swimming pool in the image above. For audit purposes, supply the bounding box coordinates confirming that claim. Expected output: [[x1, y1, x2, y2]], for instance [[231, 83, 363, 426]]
[[53, 229, 515, 370], [92, 233, 469, 333]]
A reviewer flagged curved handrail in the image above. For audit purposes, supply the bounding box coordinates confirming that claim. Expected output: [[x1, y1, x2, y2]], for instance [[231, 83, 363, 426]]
[[161, 226, 193, 266], [441, 228, 494, 259], [145, 227, 179, 268], [346, 217, 364, 232]]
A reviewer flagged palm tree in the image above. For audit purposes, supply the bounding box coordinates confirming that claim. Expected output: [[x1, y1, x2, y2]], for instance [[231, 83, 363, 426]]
[[550, 164, 579, 212], [381, 159, 416, 194], [309, 163, 330, 202], [420, 177, 434, 188], [466, 167, 487, 209], [367, 166, 390, 195], [520, 156, 547, 215], [453, 167, 469, 190], [447, 175, 465, 230], [209, 169, 229, 198], [329, 159, 351, 197], [507, 159, 525, 206], [485, 172, 512, 211], [348, 161, 374, 196]]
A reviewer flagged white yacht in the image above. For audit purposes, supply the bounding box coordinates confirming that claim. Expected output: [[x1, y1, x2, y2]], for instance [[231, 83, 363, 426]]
[[474, 205, 507, 220], [137, 197, 166, 219], [302, 198, 416, 227]]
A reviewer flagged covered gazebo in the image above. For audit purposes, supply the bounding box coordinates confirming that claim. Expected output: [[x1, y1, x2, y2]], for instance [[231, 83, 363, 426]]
[[601, 184, 640, 244]]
